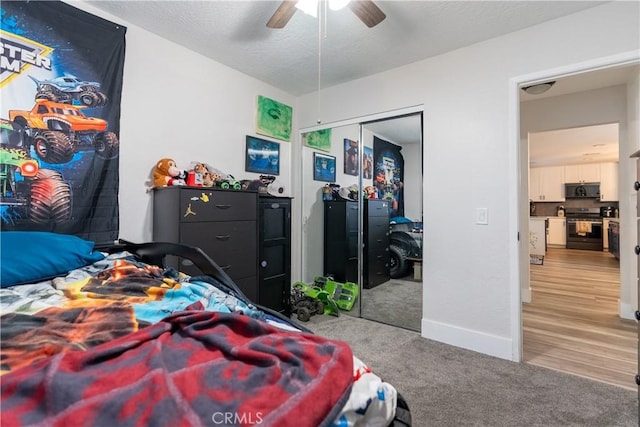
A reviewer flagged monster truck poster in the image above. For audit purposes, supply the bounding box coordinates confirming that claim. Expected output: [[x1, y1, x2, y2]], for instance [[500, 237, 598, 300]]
[[0, 1, 125, 243], [373, 136, 404, 218]]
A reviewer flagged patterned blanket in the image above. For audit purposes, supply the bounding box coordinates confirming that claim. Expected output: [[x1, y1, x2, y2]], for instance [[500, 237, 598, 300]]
[[0, 253, 263, 374], [1, 310, 353, 427], [0, 251, 397, 427]]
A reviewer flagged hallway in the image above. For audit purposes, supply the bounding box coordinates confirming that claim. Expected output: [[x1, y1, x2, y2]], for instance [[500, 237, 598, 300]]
[[524, 247, 637, 390]]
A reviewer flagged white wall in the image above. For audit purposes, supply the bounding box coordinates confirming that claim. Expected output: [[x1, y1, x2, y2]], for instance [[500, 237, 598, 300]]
[[297, 1, 639, 360], [70, 1, 298, 244]]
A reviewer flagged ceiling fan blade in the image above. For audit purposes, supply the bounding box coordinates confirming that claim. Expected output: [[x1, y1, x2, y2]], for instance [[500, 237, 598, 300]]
[[267, 0, 298, 29], [349, 0, 386, 28]]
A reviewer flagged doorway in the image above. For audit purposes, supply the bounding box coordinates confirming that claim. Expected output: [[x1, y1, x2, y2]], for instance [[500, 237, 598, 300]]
[[516, 60, 639, 389]]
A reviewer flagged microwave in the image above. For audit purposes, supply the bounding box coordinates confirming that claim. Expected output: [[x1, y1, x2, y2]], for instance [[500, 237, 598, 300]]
[[565, 182, 600, 199]]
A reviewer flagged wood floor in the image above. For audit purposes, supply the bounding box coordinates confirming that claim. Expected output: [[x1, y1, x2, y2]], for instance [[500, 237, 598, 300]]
[[523, 247, 638, 391]]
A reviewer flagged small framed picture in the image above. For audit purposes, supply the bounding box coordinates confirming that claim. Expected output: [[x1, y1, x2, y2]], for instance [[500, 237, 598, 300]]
[[363, 146, 373, 179], [256, 95, 292, 142], [344, 138, 358, 176], [313, 152, 336, 182], [303, 128, 332, 152], [245, 135, 280, 175]]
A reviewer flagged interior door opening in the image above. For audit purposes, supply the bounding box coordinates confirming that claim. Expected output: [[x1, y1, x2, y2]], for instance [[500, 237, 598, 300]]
[[519, 64, 637, 390]]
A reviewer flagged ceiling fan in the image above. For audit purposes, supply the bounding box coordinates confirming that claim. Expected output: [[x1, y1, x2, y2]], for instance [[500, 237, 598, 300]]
[[267, 0, 386, 29]]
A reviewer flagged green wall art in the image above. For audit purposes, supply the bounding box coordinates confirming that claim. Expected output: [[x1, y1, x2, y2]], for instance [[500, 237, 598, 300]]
[[256, 95, 293, 141], [303, 128, 332, 152]]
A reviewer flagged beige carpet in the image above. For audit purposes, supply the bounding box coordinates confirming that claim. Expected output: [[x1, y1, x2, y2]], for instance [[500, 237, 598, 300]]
[[305, 315, 638, 426]]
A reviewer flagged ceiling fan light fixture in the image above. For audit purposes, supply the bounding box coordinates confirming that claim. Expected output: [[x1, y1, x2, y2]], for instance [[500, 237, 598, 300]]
[[329, 0, 351, 11], [296, 0, 318, 17], [521, 81, 556, 95]]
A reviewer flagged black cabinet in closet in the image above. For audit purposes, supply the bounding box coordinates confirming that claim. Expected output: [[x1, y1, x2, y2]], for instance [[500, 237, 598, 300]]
[[323, 199, 390, 289]]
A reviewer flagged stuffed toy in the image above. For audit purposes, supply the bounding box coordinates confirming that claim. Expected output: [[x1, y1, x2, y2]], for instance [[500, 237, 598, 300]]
[[153, 158, 187, 187], [188, 161, 216, 187], [201, 171, 214, 187]]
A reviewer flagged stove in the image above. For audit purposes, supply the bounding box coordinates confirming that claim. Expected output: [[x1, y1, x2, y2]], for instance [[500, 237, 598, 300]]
[[565, 208, 603, 251]]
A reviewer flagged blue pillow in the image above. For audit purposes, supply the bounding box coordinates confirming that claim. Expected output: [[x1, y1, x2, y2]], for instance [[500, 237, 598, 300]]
[[1, 232, 105, 287]]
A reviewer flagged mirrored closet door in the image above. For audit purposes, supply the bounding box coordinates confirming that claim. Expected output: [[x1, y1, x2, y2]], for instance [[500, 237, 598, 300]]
[[299, 112, 423, 331], [301, 124, 362, 318], [359, 114, 423, 331]]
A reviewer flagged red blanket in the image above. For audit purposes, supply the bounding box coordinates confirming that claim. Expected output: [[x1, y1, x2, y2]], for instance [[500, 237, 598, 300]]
[[1, 311, 353, 427]]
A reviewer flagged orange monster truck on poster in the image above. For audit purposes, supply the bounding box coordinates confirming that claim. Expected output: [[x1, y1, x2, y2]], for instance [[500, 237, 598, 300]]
[[8, 99, 119, 164]]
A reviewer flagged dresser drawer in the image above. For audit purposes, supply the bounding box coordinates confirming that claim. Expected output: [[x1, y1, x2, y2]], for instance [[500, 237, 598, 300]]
[[180, 221, 257, 279], [179, 189, 257, 222], [368, 216, 390, 237], [367, 200, 390, 217]]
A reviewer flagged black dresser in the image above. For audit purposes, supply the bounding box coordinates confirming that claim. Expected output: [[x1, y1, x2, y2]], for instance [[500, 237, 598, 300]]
[[152, 187, 259, 302], [258, 196, 292, 315], [365, 199, 392, 288], [323, 199, 390, 289]]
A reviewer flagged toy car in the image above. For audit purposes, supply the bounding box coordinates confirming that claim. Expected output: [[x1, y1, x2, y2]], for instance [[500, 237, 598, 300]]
[[290, 281, 340, 321], [290, 284, 324, 322], [206, 167, 242, 190], [313, 276, 358, 311]]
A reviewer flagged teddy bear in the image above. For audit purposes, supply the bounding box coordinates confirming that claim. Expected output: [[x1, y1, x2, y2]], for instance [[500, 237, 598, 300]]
[[188, 162, 216, 187], [153, 158, 187, 187]]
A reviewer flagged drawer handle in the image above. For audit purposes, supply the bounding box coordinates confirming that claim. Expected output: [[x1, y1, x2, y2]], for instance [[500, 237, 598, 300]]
[[635, 181, 640, 191], [215, 235, 231, 241], [215, 204, 232, 209], [635, 245, 640, 255]]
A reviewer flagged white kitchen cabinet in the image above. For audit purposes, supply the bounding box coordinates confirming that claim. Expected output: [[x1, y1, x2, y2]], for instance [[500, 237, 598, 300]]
[[529, 218, 546, 256], [564, 163, 601, 184], [529, 168, 542, 201], [529, 166, 565, 201], [547, 217, 566, 246], [599, 162, 618, 201]]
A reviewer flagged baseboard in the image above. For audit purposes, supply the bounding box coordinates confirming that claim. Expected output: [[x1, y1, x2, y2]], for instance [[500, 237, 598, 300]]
[[619, 300, 636, 320], [421, 318, 515, 361]]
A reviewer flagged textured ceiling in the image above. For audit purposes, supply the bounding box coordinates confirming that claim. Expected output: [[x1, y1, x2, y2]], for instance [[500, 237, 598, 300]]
[[82, 1, 636, 162], [84, 0, 608, 96]]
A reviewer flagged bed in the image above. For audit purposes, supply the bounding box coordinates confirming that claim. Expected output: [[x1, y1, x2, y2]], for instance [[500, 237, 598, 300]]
[[0, 231, 411, 426]]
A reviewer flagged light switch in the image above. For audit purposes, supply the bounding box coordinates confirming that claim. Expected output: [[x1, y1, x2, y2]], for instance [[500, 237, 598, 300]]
[[476, 208, 488, 225]]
